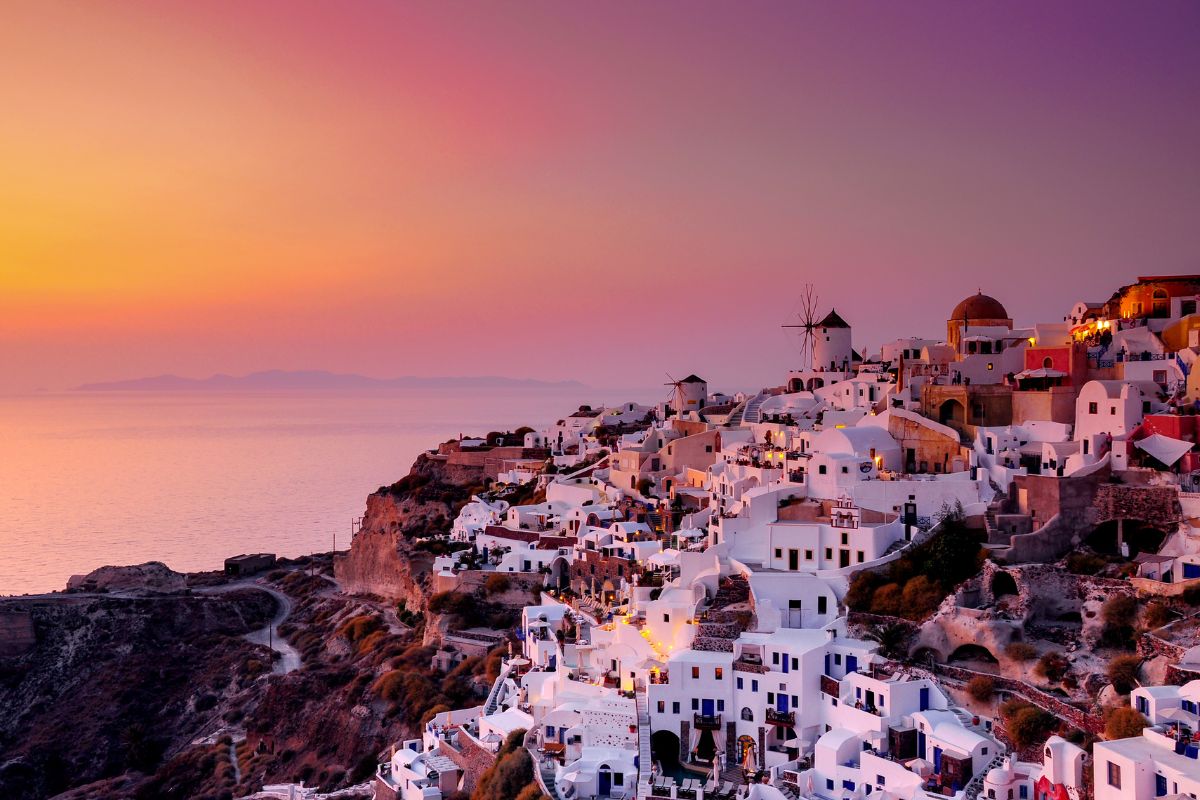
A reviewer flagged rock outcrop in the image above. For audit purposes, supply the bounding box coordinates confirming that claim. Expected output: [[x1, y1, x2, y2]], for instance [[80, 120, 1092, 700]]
[[66, 561, 187, 594]]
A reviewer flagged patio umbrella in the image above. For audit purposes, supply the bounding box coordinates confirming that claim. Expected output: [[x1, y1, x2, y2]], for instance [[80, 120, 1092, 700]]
[[1162, 707, 1200, 725]]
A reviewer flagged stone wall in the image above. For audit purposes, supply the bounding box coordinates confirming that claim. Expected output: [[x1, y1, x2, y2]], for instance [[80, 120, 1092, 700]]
[[1092, 484, 1181, 530], [437, 734, 496, 796]]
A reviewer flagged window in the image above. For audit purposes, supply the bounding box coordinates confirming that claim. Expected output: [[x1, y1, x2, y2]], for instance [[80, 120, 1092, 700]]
[[819, 464, 827, 475], [737, 677, 743, 689], [691, 698, 699, 710], [657, 700, 665, 713], [1089, 402, 1098, 414], [841, 466, 849, 474], [834, 654, 842, 665], [1110, 405, 1117, 415], [717, 699, 725, 712], [841, 532, 849, 545], [672, 702, 680, 714], [767, 692, 775, 704], [817, 596, 827, 614], [825, 547, 833, 560], [614, 774, 624, 786], [691, 666, 699, 679], [772, 652, 780, 665], [775, 548, 783, 559], [715, 668, 723, 680], [741, 707, 754, 721], [877, 777, 886, 786], [805, 549, 813, 560], [664, 614, 670, 623], [857, 551, 865, 563], [1107, 762, 1121, 789], [752, 679, 759, 692]]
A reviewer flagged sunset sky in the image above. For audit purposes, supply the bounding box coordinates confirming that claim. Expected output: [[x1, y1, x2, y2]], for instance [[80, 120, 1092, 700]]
[[3, 2, 1199, 393]]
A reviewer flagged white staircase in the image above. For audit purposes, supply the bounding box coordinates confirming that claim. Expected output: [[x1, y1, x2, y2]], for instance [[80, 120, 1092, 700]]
[[636, 691, 653, 800]]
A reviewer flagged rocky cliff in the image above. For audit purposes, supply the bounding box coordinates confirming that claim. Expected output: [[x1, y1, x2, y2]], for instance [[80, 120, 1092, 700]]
[[335, 451, 485, 605]]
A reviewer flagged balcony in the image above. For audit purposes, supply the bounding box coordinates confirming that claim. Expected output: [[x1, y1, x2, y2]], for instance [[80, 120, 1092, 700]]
[[693, 713, 722, 730], [649, 670, 669, 685], [765, 708, 795, 727]]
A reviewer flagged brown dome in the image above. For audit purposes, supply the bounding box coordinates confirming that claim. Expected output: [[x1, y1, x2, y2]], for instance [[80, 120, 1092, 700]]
[[951, 292, 1009, 321]]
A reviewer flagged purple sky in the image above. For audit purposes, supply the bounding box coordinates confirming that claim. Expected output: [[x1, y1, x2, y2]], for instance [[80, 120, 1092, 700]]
[[3, 1, 1199, 392]]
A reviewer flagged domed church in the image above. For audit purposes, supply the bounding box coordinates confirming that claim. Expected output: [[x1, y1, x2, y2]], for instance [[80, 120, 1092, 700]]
[[947, 291, 1013, 353]]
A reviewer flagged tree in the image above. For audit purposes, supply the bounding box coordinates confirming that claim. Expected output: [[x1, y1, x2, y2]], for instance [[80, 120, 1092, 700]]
[[1105, 707, 1148, 740], [869, 583, 903, 616], [1034, 651, 1070, 683], [1106, 655, 1142, 694], [473, 730, 534, 800], [865, 623, 911, 659], [900, 575, 946, 619]]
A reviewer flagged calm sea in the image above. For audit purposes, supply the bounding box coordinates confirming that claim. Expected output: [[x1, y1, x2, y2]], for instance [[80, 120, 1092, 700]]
[[0, 388, 639, 595]]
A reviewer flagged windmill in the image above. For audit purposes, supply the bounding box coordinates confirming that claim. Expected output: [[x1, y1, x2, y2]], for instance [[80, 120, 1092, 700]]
[[782, 283, 821, 370], [663, 373, 685, 416]]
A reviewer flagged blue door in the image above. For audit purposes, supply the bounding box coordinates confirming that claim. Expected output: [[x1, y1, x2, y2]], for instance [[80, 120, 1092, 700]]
[[1156, 774, 1168, 797], [847, 655, 858, 674], [933, 747, 942, 772], [824, 653, 831, 675], [917, 731, 926, 757], [777, 694, 789, 712], [782, 655, 789, 674], [919, 688, 930, 711], [702, 699, 715, 716], [599, 769, 611, 796], [549, 654, 557, 670]]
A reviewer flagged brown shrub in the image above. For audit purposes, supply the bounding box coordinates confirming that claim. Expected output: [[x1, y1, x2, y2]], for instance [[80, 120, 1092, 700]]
[[967, 675, 996, 701]]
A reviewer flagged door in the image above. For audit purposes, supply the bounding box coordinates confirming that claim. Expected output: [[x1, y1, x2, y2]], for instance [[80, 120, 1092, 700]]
[[777, 693, 789, 712], [702, 699, 715, 716], [933, 746, 942, 772], [917, 731, 926, 757], [846, 656, 858, 674], [919, 688, 930, 710], [839, 549, 851, 568], [789, 549, 799, 570], [782, 655, 789, 674], [1156, 774, 1168, 797], [824, 653, 831, 676], [599, 768, 612, 796]]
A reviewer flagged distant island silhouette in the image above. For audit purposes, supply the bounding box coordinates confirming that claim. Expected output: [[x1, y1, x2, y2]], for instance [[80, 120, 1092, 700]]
[[75, 370, 587, 392]]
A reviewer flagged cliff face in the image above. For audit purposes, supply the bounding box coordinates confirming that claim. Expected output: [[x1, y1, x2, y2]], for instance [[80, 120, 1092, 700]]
[[335, 452, 484, 605]]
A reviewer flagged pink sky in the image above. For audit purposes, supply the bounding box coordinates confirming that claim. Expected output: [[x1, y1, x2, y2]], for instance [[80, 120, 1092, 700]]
[[2, 2, 1199, 393]]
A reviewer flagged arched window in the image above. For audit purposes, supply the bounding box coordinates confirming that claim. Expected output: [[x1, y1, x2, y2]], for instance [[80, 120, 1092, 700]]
[[1043, 357, 1054, 369], [740, 707, 754, 722], [1153, 288, 1170, 318]]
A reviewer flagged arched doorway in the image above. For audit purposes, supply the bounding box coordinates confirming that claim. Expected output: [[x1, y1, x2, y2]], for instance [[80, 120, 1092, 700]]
[[598, 765, 613, 797], [949, 644, 998, 664], [939, 399, 966, 426], [1086, 520, 1167, 558], [651, 730, 681, 776], [736, 734, 757, 770]]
